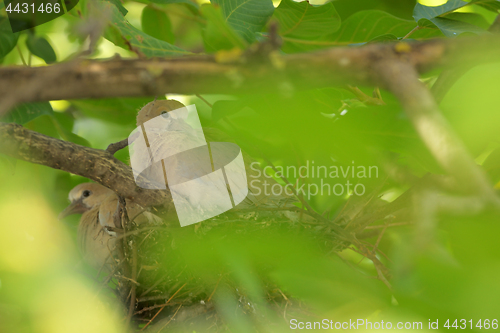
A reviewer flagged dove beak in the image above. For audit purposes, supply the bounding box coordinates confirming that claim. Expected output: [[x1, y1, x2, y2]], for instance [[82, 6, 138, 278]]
[[59, 198, 87, 220]]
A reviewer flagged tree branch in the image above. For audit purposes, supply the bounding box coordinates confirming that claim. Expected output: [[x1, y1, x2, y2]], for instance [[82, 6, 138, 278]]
[[0, 122, 171, 208], [0, 36, 499, 111]]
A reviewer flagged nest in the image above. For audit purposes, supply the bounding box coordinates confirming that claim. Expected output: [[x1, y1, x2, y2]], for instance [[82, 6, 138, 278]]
[[95, 195, 394, 332]]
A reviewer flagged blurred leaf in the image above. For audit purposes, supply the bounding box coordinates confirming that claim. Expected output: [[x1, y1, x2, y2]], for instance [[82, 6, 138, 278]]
[[0, 17, 19, 59], [108, 0, 128, 16], [333, 0, 417, 20], [445, 12, 491, 30], [413, 0, 469, 21], [25, 114, 59, 138], [441, 63, 500, 156], [201, 4, 246, 52], [52, 113, 92, 147], [2, 102, 53, 124], [440, 62, 500, 154], [413, 0, 488, 36], [211, 0, 274, 43], [484, 148, 500, 185], [52, 109, 74, 130], [103, 1, 189, 57], [149, 0, 199, 10], [25, 34, 57, 64], [416, 17, 486, 37], [470, 0, 500, 12], [71, 97, 153, 125], [211, 89, 440, 177], [211, 99, 248, 122], [141, 5, 175, 43]]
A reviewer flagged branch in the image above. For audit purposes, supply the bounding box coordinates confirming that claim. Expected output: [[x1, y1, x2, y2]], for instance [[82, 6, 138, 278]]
[[0, 123, 171, 208], [0, 36, 499, 109]]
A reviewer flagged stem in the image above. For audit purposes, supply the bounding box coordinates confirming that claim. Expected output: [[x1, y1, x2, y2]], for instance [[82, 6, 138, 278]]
[[16, 45, 27, 66], [403, 26, 422, 40]]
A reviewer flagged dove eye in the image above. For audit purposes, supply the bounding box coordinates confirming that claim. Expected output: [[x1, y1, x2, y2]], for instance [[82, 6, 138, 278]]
[[82, 190, 91, 198], [161, 111, 169, 118]]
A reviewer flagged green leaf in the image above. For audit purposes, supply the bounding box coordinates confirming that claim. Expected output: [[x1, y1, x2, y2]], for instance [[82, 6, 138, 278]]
[[413, 0, 488, 36], [413, 0, 469, 21], [25, 34, 57, 64], [274, 0, 341, 40], [201, 4, 246, 52], [141, 5, 175, 43], [212, 99, 248, 122], [211, 0, 274, 42], [330, 10, 439, 45], [103, 1, 189, 57], [2, 102, 54, 124], [417, 16, 486, 37], [445, 12, 491, 30], [280, 10, 441, 53], [71, 97, 154, 125], [149, 0, 199, 10], [470, 0, 500, 13], [52, 112, 92, 147], [0, 17, 19, 59], [108, 0, 128, 16]]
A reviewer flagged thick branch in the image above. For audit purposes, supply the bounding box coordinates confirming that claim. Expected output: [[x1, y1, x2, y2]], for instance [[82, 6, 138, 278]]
[[0, 123, 171, 208], [0, 36, 499, 106]]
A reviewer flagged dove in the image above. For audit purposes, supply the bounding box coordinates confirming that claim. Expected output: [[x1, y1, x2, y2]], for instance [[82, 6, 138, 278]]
[[132, 99, 296, 220], [59, 183, 161, 272]]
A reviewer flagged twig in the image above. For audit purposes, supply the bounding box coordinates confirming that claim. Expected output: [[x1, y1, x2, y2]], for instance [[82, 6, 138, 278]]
[[207, 273, 223, 303], [106, 138, 130, 155], [135, 282, 187, 315], [125, 239, 138, 327], [140, 302, 167, 331], [16, 45, 27, 67], [402, 26, 423, 40], [157, 304, 183, 332], [195, 94, 213, 108]]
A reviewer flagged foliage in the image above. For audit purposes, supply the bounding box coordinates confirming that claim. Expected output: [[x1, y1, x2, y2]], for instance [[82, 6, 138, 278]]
[[1, 0, 500, 332]]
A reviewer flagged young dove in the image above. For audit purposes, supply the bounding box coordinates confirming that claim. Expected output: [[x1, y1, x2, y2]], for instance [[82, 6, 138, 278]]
[[59, 183, 161, 272], [133, 100, 296, 211]]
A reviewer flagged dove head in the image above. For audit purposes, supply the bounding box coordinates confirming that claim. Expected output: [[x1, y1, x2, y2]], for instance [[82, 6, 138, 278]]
[[136, 99, 186, 126], [59, 183, 113, 219]]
